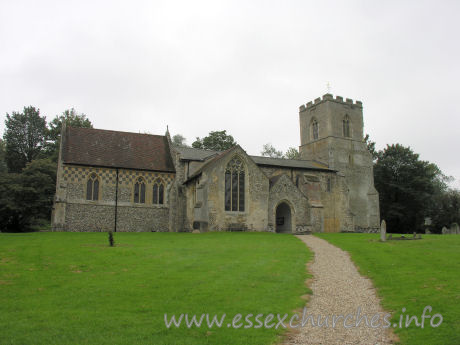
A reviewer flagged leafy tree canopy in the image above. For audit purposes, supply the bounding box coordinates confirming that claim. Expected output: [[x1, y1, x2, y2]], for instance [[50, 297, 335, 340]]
[[430, 188, 460, 230], [172, 134, 188, 147], [285, 147, 301, 160], [261, 143, 284, 158], [374, 144, 448, 233], [0, 158, 56, 232], [261, 144, 300, 159], [364, 134, 380, 161], [3, 106, 47, 172], [0, 140, 7, 173], [192, 130, 236, 151]]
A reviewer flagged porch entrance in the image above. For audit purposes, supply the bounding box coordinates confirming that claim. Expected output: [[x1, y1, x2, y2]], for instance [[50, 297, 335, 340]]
[[276, 202, 292, 233]]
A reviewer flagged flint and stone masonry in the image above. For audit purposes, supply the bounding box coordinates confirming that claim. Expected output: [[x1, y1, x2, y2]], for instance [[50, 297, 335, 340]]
[[52, 94, 380, 233]]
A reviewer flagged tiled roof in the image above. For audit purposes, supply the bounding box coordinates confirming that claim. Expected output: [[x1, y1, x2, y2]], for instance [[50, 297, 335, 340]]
[[250, 155, 332, 171], [174, 146, 220, 161], [184, 147, 236, 183], [62, 127, 175, 172], [175, 147, 331, 171]]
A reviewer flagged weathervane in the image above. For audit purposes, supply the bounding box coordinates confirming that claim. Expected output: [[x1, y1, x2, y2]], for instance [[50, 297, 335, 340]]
[[326, 82, 331, 94]]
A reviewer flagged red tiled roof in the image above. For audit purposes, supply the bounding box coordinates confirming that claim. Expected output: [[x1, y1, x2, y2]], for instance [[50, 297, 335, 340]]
[[62, 127, 175, 172]]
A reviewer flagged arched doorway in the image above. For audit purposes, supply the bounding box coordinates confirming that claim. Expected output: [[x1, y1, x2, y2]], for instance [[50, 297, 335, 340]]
[[276, 202, 292, 233]]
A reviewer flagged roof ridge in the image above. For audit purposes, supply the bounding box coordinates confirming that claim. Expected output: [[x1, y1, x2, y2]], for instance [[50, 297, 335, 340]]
[[175, 146, 221, 152], [67, 126, 166, 138], [250, 155, 319, 163]]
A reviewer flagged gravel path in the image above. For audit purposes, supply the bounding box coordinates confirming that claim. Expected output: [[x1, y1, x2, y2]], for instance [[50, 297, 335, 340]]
[[284, 235, 395, 345]]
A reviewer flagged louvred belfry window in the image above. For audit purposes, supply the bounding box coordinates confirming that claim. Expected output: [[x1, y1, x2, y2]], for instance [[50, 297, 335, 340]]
[[224, 156, 245, 212]]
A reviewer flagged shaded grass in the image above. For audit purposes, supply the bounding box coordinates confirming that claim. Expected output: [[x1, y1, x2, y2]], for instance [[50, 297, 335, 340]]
[[316, 233, 460, 345], [0, 232, 310, 345]]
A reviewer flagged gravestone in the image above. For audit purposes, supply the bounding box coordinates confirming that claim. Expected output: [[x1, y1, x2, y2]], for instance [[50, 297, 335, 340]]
[[380, 220, 387, 242], [442, 226, 448, 234], [413, 232, 417, 239], [417, 234, 422, 239], [451, 223, 459, 234], [388, 234, 392, 240]]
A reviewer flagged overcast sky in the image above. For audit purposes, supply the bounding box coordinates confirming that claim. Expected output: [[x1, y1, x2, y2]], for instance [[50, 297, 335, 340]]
[[1, 0, 459, 186]]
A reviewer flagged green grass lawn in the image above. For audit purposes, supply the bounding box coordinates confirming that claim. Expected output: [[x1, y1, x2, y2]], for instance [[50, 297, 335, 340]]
[[316, 233, 460, 345], [0, 232, 310, 345]]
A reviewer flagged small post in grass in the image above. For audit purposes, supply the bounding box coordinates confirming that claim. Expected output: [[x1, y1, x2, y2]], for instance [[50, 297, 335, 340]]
[[108, 231, 115, 247]]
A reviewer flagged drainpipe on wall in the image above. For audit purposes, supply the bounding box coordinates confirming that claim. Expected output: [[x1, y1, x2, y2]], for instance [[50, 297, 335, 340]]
[[114, 168, 119, 232]]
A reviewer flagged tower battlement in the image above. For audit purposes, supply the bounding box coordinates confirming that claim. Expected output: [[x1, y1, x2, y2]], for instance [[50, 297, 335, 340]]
[[299, 93, 362, 112]]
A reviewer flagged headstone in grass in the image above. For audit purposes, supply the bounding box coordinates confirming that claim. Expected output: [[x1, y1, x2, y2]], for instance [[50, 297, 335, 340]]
[[380, 220, 386, 242], [451, 223, 459, 234], [442, 226, 448, 234], [108, 231, 115, 247], [413, 232, 417, 239]]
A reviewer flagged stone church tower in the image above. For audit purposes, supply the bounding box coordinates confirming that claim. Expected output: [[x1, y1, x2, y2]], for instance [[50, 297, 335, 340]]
[[299, 94, 380, 232]]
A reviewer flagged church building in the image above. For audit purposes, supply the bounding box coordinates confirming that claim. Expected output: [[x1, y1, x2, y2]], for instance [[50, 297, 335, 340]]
[[51, 94, 380, 233]]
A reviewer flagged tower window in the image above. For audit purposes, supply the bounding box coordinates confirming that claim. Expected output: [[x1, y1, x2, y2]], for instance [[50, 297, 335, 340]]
[[134, 177, 146, 203], [86, 173, 99, 201], [343, 115, 351, 138], [326, 177, 332, 192], [312, 119, 319, 140], [225, 156, 245, 212]]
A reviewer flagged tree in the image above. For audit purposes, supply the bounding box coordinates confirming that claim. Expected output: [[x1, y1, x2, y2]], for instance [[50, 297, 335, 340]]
[[172, 134, 188, 147], [430, 188, 460, 231], [285, 147, 301, 160], [0, 140, 7, 173], [3, 106, 47, 172], [192, 130, 236, 151], [373, 144, 445, 233], [0, 172, 29, 231], [21, 158, 57, 222], [260, 144, 300, 159], [46, 108, 92, 160], [0, 158, 56, 232], [364, 134, 379, 161], [261, 143, 284, 158]]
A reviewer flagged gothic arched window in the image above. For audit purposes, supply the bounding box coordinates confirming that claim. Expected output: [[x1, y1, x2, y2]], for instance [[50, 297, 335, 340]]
[[225, 156, 245, 212], [311, 119, 319, 140], [134, 177, 146, 203], [343, 115, 351, 138], [86, 173, 99, 201], [153, 178, 165, 205]]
